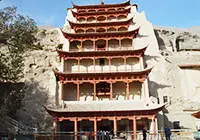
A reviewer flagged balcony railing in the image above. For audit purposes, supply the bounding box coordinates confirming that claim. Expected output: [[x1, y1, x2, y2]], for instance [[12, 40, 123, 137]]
[[63, 66, 140, 74], [69, 47, 133, 52]]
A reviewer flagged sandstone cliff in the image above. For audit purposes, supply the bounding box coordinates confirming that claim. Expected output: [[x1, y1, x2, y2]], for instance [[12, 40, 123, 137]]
[[15, 26, 200, 130]]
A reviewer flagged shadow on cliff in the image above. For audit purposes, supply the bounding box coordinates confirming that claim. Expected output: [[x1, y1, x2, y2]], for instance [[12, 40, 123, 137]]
[[16, 80, 53, 131], [148, 80, 171, 102], [154, 29, 166, 50]]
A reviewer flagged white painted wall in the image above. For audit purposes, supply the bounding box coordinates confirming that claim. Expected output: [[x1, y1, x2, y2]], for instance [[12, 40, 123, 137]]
[[64, 58, 140, 73]]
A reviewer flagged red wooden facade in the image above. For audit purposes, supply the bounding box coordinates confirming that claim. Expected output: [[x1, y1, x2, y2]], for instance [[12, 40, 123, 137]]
[[45, 1, 164, 140]]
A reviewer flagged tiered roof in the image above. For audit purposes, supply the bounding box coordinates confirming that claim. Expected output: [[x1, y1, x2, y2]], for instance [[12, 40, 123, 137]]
[[57, 46, 147, 59], [53, 67, 152, 83], [68, 18, 133, 29], [73, 0, 131, 9], [61, 28, 139, 41]]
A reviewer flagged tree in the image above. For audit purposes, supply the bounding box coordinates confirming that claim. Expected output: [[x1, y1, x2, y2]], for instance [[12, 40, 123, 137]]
[[0, 6, 39, 119], [0, 6, 38, 82]]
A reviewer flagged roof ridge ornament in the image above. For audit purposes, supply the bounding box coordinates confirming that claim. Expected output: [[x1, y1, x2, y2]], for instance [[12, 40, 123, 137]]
[[101, 0, 104, 5]]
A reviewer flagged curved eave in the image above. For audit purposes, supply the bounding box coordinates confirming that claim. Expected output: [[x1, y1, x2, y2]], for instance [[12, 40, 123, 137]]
[[178, 64, 200, 69], [61, 28, 139, 39], [53, 67, 152, 82], [71, 8, 131, 17], [44, 104, 165, 118], [68, 17, 133, 28], [73, 0, 130, 9], [192, 111, 200, 119], [57, 46, 147, 58]]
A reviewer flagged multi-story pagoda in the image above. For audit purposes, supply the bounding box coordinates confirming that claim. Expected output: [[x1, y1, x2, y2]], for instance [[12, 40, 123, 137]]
[[45, 0, 165, 139]]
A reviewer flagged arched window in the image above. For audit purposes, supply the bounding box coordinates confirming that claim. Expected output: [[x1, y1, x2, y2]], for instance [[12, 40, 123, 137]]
[[86, 28, 95, 33], [76, 29, 84, 33], [107, 15, 116, 21], [78, 17, 86, 23], [83, 40, 93, 51], [108, 8, 115, 12], [87, 17, 96, 22], [117, 15, 127, 20], [95, 39, 106, 51], [107, 27, 116, 32], [88, 9, 96, 12], [70, 40, 81, 51], [98, 9, 106, 12], [96, 28, 106, 33], [121, 38, 132, 50], [97, 16, 106, 22], [118, 27, 127, 32]]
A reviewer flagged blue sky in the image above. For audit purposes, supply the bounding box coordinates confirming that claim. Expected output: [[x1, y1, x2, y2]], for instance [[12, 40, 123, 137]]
[[1, 0, 200, 28]]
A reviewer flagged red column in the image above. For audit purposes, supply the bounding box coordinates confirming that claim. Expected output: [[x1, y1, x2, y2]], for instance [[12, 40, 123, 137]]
[[77, 83, 80, 101], [61, 83, 64, 100], [93, 40, 96, 51], [74, 118, 78, 140], [110, 82, 113, 100], [119, 38, 122, 50], [124, 56, 127, 71], [108, 57, 111, 72], [113, 117, 117, 137], [126, 82, 130, 100], [94, 118, 97, 140], [153, 116, 157, 135], [93, 58, 96, 72], [94, 82, 96, 101], [106, 39, 108, 50], [54, 118, 59, 132], [77, 58, 80, 72], [133, 117, 137, 140]]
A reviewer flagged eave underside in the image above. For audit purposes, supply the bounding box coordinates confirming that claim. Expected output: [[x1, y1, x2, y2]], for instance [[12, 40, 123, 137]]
[[192, 111, 200, 119], [68, 18, 133, 28], [61, 29, 139, 40], [73, 0, 130, 9], [72, 8, 130, 17], [53, 67, 152, 83], [57, 47, 147, 59], [45, 104, 165, 118]]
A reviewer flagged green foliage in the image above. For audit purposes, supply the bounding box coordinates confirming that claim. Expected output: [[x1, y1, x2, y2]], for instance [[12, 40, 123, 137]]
[[0, 6, 38, 82], [0, 6, 39, 119]]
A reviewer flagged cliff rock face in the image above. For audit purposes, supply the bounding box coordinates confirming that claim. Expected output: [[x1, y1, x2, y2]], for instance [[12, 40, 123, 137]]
[[150, 26, 200, 129], [16, 27, 62, 131], [16, 26, 200, 130]]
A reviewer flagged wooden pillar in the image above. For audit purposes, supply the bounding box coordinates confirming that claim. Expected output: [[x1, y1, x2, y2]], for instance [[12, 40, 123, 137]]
[[54, 118, 59, 132], [77, 58, 80, 72], [74, 118, 78, 140], [110, 82, 113, 100], [126, 82, 130, 100], [93, 57, 96, 72], [93, 40, 96, 51], [60, 82, 64, 100], [108, 57, 111, 72], [94, 82, 96, 100], [124, 56, 127, 71], [94, 118, 97, 140], [153, 116, 157, 135], [113, 117, 117, 137], [119, 38, 122, 50], [77, 83, 80, 101], [133, 117, 137, 140], [81, 39, 83, 48], [106, 39, 108, 50]]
